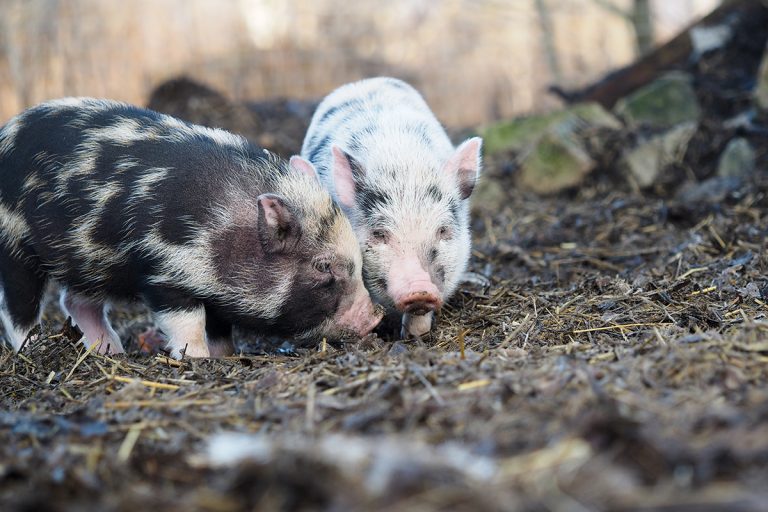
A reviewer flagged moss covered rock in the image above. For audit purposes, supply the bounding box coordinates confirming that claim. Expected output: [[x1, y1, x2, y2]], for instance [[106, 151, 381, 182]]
[[479, 103, 619, 194], [480, 102, 620, 155], [614, 72, 701, 129], [518, 130, 594, 194]]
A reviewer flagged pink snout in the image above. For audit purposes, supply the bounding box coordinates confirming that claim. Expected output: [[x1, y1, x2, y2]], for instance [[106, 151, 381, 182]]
[[336, 291, 384, 337], [394, 282, 443, 315], [388, 252, 443, 316]]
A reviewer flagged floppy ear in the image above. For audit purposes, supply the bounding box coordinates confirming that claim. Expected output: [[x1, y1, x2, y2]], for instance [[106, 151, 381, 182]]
[[331, 145, 364, 208], [289, 155, 320, 182], [442, 137, 482, 200], [256, 193, 299, 252]]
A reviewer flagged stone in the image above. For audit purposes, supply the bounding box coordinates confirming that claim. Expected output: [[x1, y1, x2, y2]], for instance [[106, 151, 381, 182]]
[[480, 102, 620, 155], [614, 72, 701, 129], [471, 177, 508, 214], [479, 103, 620, 194], [756, 44, 768, 110], [717, 137, 755, 178], [622, 122, 697, 188], [518, 128, 594, 194]]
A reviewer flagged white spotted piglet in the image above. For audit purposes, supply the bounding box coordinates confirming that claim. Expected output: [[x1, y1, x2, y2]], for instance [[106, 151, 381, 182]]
[[302, 78, 482, 338]]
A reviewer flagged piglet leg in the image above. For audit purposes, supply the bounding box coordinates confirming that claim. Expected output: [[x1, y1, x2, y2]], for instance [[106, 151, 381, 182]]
[[60, 290, 125, 354], [205, 308, 235, 357], [155, 307, 210, 359], [401, 311, 434, 339]]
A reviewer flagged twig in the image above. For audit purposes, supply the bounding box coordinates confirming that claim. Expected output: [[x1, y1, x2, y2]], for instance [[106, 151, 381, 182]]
[[112, 375, 181, 391], [117, 424, 143, 462], [65, 342, 99, 381], [104, 399, 219, 409], [573, 322, 671, 334]]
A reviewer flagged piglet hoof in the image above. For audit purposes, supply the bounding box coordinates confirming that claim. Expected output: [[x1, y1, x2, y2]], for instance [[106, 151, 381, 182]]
[[16, 328, 42, 352], [401, 312, 434, 340], [95, 340, 125, 355], [181, 344, 211, 359], [166, 342, 211, 360]]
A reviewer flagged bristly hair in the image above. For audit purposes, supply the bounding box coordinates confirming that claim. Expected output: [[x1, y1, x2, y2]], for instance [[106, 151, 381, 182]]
[[301, 77, 479, 310]]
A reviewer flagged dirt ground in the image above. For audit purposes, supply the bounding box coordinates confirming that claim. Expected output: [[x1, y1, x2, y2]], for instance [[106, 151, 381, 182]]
[[1, 146, 767, 510]]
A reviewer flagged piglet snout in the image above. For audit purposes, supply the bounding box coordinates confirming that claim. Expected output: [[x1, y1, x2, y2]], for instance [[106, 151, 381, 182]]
[[336, 290, 384, 337], [397, 290, 442, 315]]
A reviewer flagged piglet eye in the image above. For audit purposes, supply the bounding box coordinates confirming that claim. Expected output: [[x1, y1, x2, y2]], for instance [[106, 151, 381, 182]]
[[313, 260, 332, 273], [438, 226, 451, 239], [371, 229, 389, 243]]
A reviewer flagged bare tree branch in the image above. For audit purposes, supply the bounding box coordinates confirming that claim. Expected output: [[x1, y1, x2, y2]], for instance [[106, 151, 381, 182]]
[[534, 0, 563, 85], [631, 0, 655, 55]]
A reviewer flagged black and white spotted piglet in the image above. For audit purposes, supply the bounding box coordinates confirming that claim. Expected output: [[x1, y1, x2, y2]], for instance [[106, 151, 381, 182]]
[[0, 98, 382, 358], [302, 78, 482, 338]]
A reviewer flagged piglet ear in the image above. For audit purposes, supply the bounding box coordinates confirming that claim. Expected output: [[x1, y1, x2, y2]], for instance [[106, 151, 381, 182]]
[[289, 155, 320, 182], [442, 137, 482, 200], [331, 145, 363, 209], [257, 193, 299, 253]]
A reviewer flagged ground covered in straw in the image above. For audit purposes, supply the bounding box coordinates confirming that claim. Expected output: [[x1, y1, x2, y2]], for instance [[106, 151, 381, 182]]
[[1, 164, 767, 511]]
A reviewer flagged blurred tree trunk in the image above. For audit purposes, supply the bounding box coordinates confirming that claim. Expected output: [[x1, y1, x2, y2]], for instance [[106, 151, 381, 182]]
[[631, 0, 654, 55], [554, 0, 768, 108], [591, 0, 655, 56], [534, 0, 562, 84]]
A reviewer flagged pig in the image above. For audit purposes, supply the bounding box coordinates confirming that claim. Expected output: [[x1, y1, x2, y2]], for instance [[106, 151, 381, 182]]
[[0, 98, 382, 358], [301, 78, 482, 338]]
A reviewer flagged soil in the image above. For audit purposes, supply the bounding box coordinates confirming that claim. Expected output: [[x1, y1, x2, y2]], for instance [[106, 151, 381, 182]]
[[1, 159, 766, 511]]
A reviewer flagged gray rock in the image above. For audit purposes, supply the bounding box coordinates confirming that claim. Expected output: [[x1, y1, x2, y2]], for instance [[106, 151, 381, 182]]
[[471, 177, 508, 215], [479, 103, 621, 194], [717, 137, 755, 178], [622, 122, 697, 188], [675, 176, 742, 205], [756, 43, 768, 110]]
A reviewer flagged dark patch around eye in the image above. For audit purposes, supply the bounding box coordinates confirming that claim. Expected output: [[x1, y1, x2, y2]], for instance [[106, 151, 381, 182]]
[[313, 258, 331, 273], [430, 248, 438, 262], [436, 265, 446, 283]]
